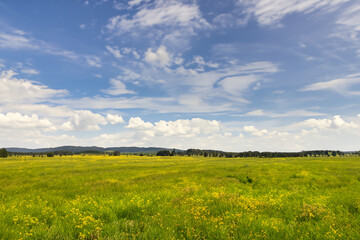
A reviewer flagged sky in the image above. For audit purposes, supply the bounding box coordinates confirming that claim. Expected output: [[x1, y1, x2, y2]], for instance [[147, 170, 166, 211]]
[[1, 0, 360, 151]]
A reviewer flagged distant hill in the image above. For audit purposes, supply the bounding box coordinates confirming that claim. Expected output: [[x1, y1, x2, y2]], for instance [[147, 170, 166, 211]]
[[6, 146, 174, 154]]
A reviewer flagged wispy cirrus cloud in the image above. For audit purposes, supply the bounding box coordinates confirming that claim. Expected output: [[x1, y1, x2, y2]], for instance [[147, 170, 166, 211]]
[[101, 76, 136, 96], [238, 0, 349, 26], [0, 27, 104, 66], [106, 0, 210, 49], [107, 0, 209, 34], [0, 29, 78, 59], [242, 109, 326, 118], [0, 70, 67, 104], [301, 72, 360, 95]]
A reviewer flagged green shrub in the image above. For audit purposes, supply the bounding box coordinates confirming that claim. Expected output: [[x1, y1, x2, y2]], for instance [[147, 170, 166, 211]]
[[0, 148, 8, 158]]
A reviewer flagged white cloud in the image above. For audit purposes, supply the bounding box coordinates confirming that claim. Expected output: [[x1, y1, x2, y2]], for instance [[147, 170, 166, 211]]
[[0, 104, 73, 118], [43, 48, 78, 60], [0, 31, 39, 49], [0, 60, 5, 69], [238, 0, 348, 26], [213, 13, 248, 28], [0, 29, 79, 60], [126, 117, 154, 129], [301, 72, 360, 95], [174, 57, 184, 65], [243, 125, 268, 136], [85, 56, 102, 67], [244, 109, 266, 116], [333, 3, 360, 54], [21, 68, 39, 75], [0, 112, 56, 131], [0, 70, 67, 104], [242, 109, 325, 117], [243, 125, 288, 137], [61, 110, 108, 131], [0, 129, 79, 149], [126, 117, 221, 137], [336, 3, 360, 36], [218, 75, 260, 96], [119, 69, 140, 81], [106, 45, 122, 58], [128, 0, 150, 8], [190, 56, 219, 69], [144, 45, 172, 67], [87, 114, 360, 151], [151, 118, 220, 137], [54, 61, 279, 114], [302, 115, 357, 129], [122, 47, 140, 59], [102, 77, 135, 95], [107, 0, 209, 33], [106, 114, 125, 124]]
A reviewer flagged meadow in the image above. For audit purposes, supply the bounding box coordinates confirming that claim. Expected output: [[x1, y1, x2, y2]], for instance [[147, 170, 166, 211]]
[[0, 155, 359, 239]]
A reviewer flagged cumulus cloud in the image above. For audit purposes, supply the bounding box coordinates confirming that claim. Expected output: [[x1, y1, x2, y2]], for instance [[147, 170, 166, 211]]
[[302, 115, 357, 129], [125, 117, 154, 129], [144, 45, 172, 67], [106, 114, 125, 124], [61, 110, 108, 131], [126, 117, 221, 137], [243, 125, 269, 136], [0, 70, 67, 104], [243, 125, 288, 137], [0, 112, 56, 131], [151, 118, 220, 137]]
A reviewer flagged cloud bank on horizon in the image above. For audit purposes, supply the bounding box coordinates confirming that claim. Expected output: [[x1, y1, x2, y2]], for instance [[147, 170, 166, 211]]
[[0, 0, 360, 151]]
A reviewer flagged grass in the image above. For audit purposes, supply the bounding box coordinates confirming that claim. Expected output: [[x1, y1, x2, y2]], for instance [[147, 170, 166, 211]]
[[0, 155, 359, 239]]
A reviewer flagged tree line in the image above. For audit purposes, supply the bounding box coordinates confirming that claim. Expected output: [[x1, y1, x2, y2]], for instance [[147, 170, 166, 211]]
[[157, 149, 354, 158], [0, 147, 359, 159]]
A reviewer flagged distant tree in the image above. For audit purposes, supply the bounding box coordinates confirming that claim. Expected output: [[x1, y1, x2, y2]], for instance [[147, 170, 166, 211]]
[[113, 151, 121, 156], [0, 148, 8, 158], [157, 150, 171, 156], [47, 152, 54, 157]]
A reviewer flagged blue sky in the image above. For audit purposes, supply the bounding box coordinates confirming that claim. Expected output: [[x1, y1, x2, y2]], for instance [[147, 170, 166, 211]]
[[1, 0, 360, 151]]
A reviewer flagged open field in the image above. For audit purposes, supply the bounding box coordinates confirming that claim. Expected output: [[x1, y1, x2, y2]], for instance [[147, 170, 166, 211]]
[[0, 155, 359, 239]]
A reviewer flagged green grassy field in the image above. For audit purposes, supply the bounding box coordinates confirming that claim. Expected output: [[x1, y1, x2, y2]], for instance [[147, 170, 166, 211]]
[[0, 155, 359, 239]]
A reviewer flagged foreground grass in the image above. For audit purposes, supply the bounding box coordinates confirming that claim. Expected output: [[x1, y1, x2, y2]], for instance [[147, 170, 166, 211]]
[[0, 155, 359, 239]]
